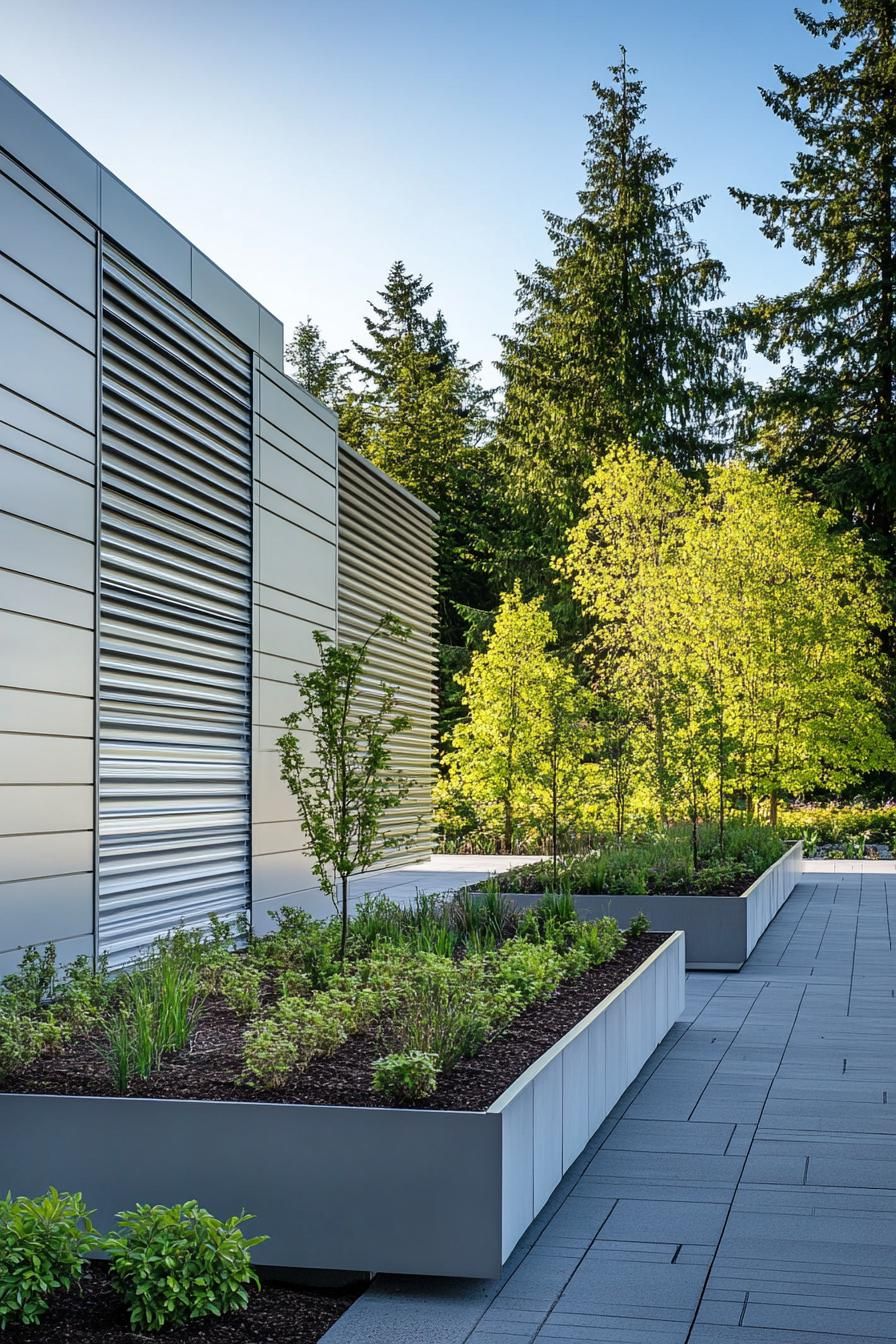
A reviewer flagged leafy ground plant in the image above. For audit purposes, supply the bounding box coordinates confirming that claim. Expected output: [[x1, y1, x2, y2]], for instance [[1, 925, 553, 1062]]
[[372, 1050, 439, 1103], [0, 1188, 98, 1328], [103, 1201, 267, 1333]]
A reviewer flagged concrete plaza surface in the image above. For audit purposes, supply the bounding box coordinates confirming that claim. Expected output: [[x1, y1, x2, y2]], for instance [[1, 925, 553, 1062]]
[[322, 868, 896, 1343]]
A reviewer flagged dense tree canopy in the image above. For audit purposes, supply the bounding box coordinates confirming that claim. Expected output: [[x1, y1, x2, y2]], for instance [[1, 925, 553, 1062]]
[[497, 50, 743, 589], [732, 0, 896, 554]]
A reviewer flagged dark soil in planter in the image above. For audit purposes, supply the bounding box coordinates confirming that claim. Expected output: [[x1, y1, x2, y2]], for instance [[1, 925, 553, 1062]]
[[5, 933, 669, 1112], [1, 1261, 359, 1343]]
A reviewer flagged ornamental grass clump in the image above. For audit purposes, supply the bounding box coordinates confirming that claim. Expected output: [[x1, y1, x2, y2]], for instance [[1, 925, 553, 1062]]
[[0, 1188, 98, 1329], [104, 1201, 267, 1333], [98, 935, 206, 1093]]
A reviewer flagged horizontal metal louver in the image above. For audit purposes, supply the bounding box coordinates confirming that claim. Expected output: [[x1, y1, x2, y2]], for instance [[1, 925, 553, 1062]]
[[98, 247, 252, 965], [337, 443, 438, 863]]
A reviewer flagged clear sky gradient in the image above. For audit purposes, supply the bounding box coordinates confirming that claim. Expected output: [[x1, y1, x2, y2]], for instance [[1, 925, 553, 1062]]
[[1, 0, 821, 385]]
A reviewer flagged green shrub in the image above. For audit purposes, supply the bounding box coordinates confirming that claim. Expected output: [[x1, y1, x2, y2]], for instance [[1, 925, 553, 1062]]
[[1, 945, 58, 1014], [103, 1201, 267, 1333], [371, 1050, 439, 1103], [0, 1188, 98, 1328], [691, 860, 752, 894], [258, 908, 338, 990], [217, 961, 263, 1019], [493, 939, 566, 1006], [627, 912, 651, 938], [241, 987, 351, 1089], [53, 954, 112, 1035], [0, 1002, 60, 1080], [568, 916, 627, 968], [386, 954, 492, 1069]]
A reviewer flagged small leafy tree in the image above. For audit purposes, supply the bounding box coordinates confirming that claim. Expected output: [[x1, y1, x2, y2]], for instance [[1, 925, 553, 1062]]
[[277, 615, 413, 961], [441, 585, 592, 852]]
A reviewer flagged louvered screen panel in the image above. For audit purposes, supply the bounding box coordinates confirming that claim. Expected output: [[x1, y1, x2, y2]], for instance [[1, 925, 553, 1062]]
[[337, 442, 438, 863], [98, 246, 253, 965]]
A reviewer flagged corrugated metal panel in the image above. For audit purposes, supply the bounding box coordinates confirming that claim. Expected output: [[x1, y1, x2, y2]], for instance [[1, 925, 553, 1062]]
[[337, 442, 438, 863], [98, 246, 252, 964]]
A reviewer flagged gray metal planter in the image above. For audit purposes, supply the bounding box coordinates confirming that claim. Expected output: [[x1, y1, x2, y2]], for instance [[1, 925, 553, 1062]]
[[0, 932, 684, 1279], [513, 841, 803, 970]]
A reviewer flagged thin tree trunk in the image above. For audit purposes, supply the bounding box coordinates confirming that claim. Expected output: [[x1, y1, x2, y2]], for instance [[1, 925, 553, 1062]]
[[339, 873, 349, 962], [769, 789, 778, 829], [552, 758, 559, 886]]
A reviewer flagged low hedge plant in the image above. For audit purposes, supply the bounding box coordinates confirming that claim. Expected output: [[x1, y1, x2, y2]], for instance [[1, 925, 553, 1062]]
[[104, 1201, 267, 1333], [0, 1188, 98, 1329]]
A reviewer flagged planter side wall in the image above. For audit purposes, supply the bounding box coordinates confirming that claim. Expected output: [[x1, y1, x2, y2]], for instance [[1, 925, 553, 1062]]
[[744, 840, 804, 958], [0, 1095, 502, 1278], [509, 842, 803, 970], [496, 932, 685, 1262]]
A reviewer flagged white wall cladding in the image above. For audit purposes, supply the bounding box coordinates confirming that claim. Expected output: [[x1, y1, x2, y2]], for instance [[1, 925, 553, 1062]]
[[337, 443, 438, 863], [0, 149, 98, 976], [251, 365, 338, 932], [97, 247, 253, 964]]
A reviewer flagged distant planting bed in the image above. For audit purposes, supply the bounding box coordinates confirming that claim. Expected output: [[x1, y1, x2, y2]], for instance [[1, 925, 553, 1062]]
[[494, 822, 788, 898]]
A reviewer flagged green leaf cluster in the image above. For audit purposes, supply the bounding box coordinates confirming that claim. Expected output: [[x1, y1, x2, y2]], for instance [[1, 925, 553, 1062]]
[[0, 1189, 98, 1329], [104, 1201, 267, 1333]]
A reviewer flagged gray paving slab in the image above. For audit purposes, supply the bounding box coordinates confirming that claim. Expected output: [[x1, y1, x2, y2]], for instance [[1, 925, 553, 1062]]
[[320, 872, 896, 1343]]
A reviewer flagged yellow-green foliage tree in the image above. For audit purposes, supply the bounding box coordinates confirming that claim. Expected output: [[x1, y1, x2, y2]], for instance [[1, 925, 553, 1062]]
[[560, 445, 894, 836], [558, 444, 693, 827], [438, 584, 594, 853], [682, 463, 895, 824]]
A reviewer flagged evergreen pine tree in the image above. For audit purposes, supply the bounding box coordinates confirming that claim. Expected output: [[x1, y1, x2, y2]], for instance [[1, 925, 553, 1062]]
[[342, 262, 499, 669], [498, 50, 742, 588], [731, 0, 896, 555], [285, 317, 348, 409]]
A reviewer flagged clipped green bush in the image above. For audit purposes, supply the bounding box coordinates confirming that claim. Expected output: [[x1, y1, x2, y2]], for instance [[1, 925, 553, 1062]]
[[493, 939, 566, 1006], [372, 1050, 439, 1103], [104, 1201, 267, 1333], [0, 1188, 98, 1328]]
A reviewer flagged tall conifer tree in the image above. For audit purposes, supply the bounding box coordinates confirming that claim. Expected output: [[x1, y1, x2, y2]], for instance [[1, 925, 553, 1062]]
[[732, 1, 896, 554], [341, 262, 499, 713], [498, 50, 742, 588]]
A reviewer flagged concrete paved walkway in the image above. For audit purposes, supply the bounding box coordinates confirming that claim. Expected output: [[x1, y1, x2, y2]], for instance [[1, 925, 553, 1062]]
[[321, 869, 896, 1344]]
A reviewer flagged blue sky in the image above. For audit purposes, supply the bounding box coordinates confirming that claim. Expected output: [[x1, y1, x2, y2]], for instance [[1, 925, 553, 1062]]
[[1, 0, 820, 384]]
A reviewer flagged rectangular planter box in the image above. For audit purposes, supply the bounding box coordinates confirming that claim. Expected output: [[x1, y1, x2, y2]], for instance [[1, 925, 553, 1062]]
[[513, 841, 803, 971], [0, 932, 684, 1279]]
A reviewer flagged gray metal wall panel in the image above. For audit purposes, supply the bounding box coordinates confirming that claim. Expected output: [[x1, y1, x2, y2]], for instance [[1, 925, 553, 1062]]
[[0, 447, 95, 537], [0, 254, 94, 348], [251, 362, 338, 927], [337, 443, 438, 863], [0, 786, 93, 836], [1, 610, 94, 696], [0, 78, 285, 368], [0, 78, 100, 220], [0, 516, 93, 594], [0, 386, 96, 462], [0, 297, 95, 429], [97, 247, 253, 965], [0, 690, 94, 739], [0, 874, 94, 956], [1, 156, 97, 977], [0, 733, 93, 786], [0, 166, 96, 305], [0, 570, 93, 629]]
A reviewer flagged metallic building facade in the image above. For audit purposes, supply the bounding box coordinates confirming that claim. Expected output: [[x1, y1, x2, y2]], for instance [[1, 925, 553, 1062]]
[[0, 77, 437, 971]]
